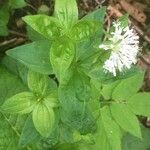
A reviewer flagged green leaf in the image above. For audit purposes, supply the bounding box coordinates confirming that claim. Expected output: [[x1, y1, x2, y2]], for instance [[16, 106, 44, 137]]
[[72, 70, 91, 102], [71, 20, 99, 41], [19, 115, 41, 148], [101, 81, 120, 100], [6, 40, 52, 74], [22, 15, 61, 40], [118, 14, 129, 28], [1, 92, 36, 114], [0, 65, 31, 149], [122, 125, 150, 150], [27, 26, 47, 41], [83, 7, 106, 22], [0, 21, 8, 36], [2, 56, 29, 85], [44, 91, 59, 108], [0, 4, 9, 36], [82, 7, 106, 44], [0, 113, 27, 150], [0, 4, 10, 24], [0, 65, 27, 105], [50, 37, 75, 84], [110, 103, 141, 138], [127, 93, 150, 116], [28, 70, 49, 96], [100, 106, 122, 150], [32, 103, 55, 137], [59, 81, 96, 134], [112, 71, 144, 101], [54, 0, 78, 28], [9, 0, 26, 9]]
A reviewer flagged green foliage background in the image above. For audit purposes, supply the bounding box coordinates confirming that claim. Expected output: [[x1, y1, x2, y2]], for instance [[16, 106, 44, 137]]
[[0, 0, 150, 150]]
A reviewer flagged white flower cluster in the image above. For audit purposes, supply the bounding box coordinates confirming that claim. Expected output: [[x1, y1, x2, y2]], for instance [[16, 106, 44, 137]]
[[99, 22, 139, 76]]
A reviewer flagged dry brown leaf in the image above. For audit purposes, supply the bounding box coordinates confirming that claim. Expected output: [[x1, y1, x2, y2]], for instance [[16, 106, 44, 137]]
[[132, 1, 147, 11], [118, 0, 146, 23], [107, 5, 123, 17]]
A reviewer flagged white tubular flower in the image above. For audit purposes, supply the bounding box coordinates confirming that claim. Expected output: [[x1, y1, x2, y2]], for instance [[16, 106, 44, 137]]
[[99, 22, 139, 76]]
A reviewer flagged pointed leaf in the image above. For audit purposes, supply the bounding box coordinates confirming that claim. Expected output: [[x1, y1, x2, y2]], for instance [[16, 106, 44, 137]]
[[101, 81, 120, 100], [6, 41, 52, 74], [32, 103, 55, 137], [101, 106, 122, 150], [22, 15, 62, 39], [122, 125, 150, 150], [71, 20, 99, 41], [1, 92, 36, 114], [44, 91, 59, 108], [112, 71, 144, 101], [28, 70, 50, 96], [54, 0, 78, 28], [127, 93, 150, 116], [50, 37, 75, 84], [110, 103, 141, 138], [19, 115, 41, 148]]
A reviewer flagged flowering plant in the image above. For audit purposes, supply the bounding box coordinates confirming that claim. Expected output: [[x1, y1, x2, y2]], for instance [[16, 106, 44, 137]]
[[0, 0, 150, 150]]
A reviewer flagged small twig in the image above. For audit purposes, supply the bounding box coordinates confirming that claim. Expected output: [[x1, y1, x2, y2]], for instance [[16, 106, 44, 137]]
[[140, 56, 150, 66], [132, 25, 150, 44], [82, 0, 89, 9], [9, 30, 27, 38], [26, 3, 37, 12], [0, 38, 17, 47]]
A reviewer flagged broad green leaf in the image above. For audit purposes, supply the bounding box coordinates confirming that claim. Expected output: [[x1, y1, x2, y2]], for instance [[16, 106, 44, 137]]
[[0, 4, 9, 24], [0, 65, 31, 149], [83, 7, 106, 22], [6, 41, 52, 74], [28, 70, 49, 96], [32, 103, 55, 137], [89, 67, 114, 83], [1, 92, 36, 114], [2, 56, 28, 85], [110, 103, 141, 138], [0, 113, 28, 150], [0, 4, 9, 36], [89, 66, 142, 84], [122, 125, 150, 150], [19, 115, 41, 148], [112, 71, 144, 101], [0, 65, 27, 105], [71, 20, 99, 41], [54, 0, 78, 28], [27, 26, 47, 41], [0, 21, 8, 36], [75, 8, 106, 73], [44, 92, 59, 108], [41, 127, 59, 149], [59, 124, 80, 144], [72, 70, 91, 102], [101, 81, 120, 100], [9, 0, 26, 9], [22, 15, 62, 40], [59, 82, 96, 134], [100, 106, 122, 150], [127, 93, 150, 116], [82, 7, 106, 44], [50, 37, 75, 84]]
